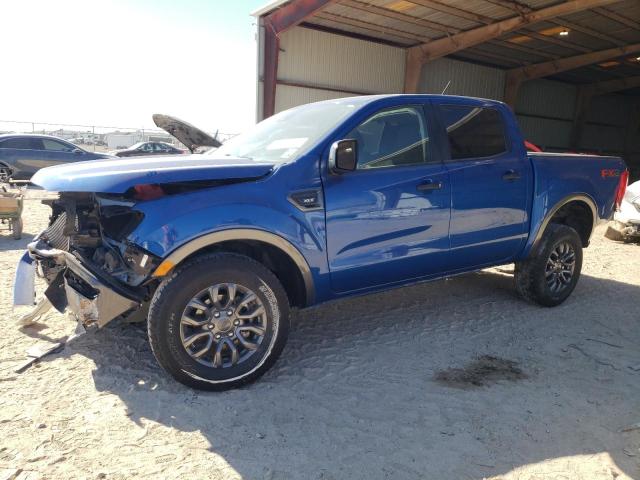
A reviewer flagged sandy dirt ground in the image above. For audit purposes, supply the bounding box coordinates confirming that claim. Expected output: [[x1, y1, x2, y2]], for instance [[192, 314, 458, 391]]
[[1, 188, 640, 480]]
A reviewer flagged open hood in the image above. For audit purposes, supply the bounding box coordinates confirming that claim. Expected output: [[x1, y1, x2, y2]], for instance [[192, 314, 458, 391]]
[[152, 114, 222, 153], [31, 155, 275, 193]]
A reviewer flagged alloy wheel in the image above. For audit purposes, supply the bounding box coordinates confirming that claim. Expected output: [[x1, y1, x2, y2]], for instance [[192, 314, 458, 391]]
[[179, 283, 267, 368], [545, 241, 576, 293]]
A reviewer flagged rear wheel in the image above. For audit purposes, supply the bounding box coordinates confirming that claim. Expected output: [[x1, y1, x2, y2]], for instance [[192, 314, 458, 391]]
[[515, 224, 583, 307], [148, 252, 290, 390]]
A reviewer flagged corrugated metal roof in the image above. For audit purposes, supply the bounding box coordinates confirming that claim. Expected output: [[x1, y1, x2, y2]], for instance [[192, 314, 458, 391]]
[[258, 0, 640, 85]]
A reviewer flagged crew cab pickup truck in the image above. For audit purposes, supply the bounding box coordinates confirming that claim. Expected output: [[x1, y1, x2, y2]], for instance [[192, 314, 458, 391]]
[[14, 95, 628, 390]]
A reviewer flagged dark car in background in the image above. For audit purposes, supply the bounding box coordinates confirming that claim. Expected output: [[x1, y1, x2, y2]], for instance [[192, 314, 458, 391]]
[[113, 141, 186, 157], [0, 134, 113, 180]]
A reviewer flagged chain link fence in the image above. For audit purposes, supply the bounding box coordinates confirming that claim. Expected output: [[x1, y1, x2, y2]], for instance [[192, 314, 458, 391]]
[[0, 120, 238, 153]]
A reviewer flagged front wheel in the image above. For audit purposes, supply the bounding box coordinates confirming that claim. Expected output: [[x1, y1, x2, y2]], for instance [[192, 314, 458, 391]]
[[148, 253, 290, 390], [514, 224, 583, 307]]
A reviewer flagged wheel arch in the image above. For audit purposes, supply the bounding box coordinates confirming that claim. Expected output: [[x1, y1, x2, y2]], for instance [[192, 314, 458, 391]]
[[531, 194, 597, 252], [152, 229, 315, 308]]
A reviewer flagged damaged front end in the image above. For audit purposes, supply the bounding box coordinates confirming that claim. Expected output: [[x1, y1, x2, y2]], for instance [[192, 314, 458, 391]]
[[21, 192, 161, 327]]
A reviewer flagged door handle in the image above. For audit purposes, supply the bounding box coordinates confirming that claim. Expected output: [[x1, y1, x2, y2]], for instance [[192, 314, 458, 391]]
[[502, 170, 521, 181], [417, 180, 443, 192]]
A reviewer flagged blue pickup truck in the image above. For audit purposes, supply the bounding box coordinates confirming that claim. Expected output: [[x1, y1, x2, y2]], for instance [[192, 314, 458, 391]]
[[17, 95, 628, 390]]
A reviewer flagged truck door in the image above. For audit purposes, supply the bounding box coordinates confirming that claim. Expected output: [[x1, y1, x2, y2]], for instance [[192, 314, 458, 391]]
[[435, 103, 531, 269], [323, 104, 451, 293]]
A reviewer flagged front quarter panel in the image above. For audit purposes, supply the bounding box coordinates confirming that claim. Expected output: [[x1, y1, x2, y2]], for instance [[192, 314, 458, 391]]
[[127, 160, 332, 302]]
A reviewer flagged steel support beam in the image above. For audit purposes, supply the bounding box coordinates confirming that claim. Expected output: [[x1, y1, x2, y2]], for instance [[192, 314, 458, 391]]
[[570, 87, 594, 148], [403, 0, 621, 94], [340, 0, 458, 34], [504, 43, 640, 106], [262, 0, 339, 119], [587, 75, 640, 95], [406, 0, 493, 24], [593, 7, 640, 31], [404, 48, 424, 94]]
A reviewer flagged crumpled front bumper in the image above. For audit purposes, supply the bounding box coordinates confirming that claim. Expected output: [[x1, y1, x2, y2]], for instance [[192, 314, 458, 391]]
[[20, 239, 141, 327]]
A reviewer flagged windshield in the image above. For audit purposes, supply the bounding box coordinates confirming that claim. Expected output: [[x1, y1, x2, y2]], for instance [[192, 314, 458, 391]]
[[212, 101, 358, 163]]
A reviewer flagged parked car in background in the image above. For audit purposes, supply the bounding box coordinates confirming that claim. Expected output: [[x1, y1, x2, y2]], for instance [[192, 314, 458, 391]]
[[605, 177, 639, 242], [0, 134, 113, 180], [18, 95, 627, 390], [113, 141, 186, 157]]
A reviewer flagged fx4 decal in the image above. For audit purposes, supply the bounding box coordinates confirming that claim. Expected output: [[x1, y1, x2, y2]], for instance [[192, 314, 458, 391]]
[[601, 169, 621, 179]]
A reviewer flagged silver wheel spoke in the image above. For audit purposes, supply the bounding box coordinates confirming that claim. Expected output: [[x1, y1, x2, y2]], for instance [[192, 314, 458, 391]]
[[192, 336, 214, 358], [226, 283, 237, 308], [213, 340, 224, 368], [237, 292, 256, 309], [237, 334, 259, 350], [208, 285, 221, 308], [238, 305, 265, 320], [183, 332, 211, 348], [227, 339, 239, 365], [187, 298, 209, 313], [181, 314, 208, 327], [238, 324, 265, 336]]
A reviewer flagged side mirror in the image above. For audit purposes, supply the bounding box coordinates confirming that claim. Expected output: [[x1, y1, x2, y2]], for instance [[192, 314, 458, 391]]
[[72, 148, 83, 155], [329, 139, 357, 174]]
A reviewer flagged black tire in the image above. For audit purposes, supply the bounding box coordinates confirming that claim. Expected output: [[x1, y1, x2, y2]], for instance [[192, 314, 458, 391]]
[[514, 224, 583, 307], [148, 252, 290, 390]]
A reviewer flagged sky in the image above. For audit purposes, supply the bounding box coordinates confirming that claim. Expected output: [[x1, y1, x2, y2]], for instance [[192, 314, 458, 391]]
[[0, 0, 267, 134]]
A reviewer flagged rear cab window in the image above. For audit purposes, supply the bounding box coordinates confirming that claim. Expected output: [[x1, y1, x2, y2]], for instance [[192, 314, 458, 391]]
[[438, 105, 508, 160]]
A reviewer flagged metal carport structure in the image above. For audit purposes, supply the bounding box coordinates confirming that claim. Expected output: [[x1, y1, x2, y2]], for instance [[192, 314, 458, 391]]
[[252, 0, 640, 177]]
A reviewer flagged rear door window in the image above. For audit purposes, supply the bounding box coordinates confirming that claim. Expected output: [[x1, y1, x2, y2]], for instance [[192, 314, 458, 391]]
[[438, 106, 507, 160], [154, 143, 170, 152], [0, 137, 43, 150], [42, 138, 75, 152]]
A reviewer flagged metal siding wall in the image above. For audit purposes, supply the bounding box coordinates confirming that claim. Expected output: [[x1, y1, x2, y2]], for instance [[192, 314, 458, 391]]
[[274, 27, 405, 114], [516, 79, 577, 150], [516, 79, 576, 120], [580, 94, 631, 153], [516, 115, 573, 150], [587, 94, 630, 128], [625, 99, 640, 155], [417, 58, 505, 101], [274, 84, 354, 113]]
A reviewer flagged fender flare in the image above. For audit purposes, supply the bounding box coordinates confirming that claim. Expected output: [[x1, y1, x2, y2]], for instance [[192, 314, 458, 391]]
[[152, 228, 315, 306], [530, 193, 598, 251]]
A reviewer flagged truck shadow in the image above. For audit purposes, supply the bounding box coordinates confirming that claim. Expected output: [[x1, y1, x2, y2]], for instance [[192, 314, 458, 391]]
[[31, 270, 640, 478]]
